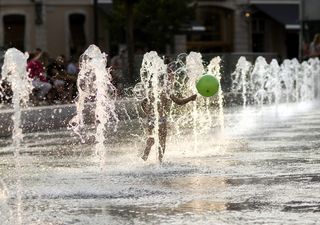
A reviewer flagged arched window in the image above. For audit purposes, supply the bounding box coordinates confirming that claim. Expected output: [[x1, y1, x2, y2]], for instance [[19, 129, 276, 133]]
[[69, 13, 86, 57], [188, 6, 234, 52], [3, 15, 25, 51]]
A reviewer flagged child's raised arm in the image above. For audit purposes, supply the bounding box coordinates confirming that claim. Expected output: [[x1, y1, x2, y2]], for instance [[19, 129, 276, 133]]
[[141, 98, 148, 114], [170, 94, 197, 105]]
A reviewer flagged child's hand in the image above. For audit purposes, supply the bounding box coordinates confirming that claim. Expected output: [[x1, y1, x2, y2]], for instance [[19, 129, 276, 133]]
[[190, 94, 197, 101]]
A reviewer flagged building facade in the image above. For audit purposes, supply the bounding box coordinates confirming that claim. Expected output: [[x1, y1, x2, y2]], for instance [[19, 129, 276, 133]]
[[0, 0, 111, 58], [301, 0, 320, 43], [1, 0, 302, 60], [177, 0, 301, 59]]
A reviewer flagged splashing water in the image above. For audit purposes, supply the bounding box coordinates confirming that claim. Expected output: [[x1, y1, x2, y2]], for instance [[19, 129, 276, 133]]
[[231, 56, 252, 108], [185, 52, 205, 150], [1, 48, 320, 224], [265, 59, 281, 105], [251, 56, 269, 106], [0, 178, 12, 224], [1, 48, 33, 225], [69, 45, 118, 165], [184, 53, 224, 141], [301, 59, 316, 101], [281, 59, 296, 103], [186, 52, 205, 91], [231, 56, 320, 107], [207, 56, 224, 132], [291, 58, 301, 102], [133, 51, 225, 157], [309, 57, 320, 99], [133, 51, 167, 162]]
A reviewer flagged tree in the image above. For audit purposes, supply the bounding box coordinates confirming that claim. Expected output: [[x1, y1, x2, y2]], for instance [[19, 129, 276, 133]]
[[106, 0, 195, 83], [134, 0, 194, 52]]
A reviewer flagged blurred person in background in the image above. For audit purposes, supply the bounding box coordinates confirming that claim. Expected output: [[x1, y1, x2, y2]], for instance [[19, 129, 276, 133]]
[[110, 47, 127, 95], [27, 51, 53, 105], [46, 55, 77, 103], [309, 33, 320, 58]]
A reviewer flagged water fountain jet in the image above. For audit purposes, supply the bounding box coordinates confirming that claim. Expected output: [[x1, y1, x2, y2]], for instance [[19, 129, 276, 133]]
[[69, 45, 118, 166], [1, 48, 33, 225]]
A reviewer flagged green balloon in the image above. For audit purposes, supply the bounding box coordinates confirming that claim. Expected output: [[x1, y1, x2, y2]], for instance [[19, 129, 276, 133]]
[[196, 74, 219, 97]]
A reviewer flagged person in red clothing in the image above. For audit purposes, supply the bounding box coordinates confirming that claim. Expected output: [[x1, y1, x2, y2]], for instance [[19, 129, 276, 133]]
[[27, 52, 53, 103], [46, 55, 77, 103]]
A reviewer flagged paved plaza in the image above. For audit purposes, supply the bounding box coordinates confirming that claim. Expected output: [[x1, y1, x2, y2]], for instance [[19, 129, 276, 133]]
[[0, 102, 319, 224]]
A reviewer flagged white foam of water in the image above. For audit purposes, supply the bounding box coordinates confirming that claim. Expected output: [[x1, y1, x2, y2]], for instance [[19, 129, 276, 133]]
[[232, 56, 320, 107], [186, 52, 205, 151], [0, 179, 12, 225], [135, 51, 167, 161], [1, 48, 33, 225], [231, 56, 252, 108], [208, 56, 224, 132], [132, 52, 225, 158], [69, 45, 118, 165]]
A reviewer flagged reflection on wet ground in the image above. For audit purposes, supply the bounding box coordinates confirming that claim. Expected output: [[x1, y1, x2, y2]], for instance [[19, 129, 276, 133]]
[[0, 103, 320, 224]]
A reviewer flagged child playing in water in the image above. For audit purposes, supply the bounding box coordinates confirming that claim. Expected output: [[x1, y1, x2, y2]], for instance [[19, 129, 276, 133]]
[[141, 72, 197, 163]]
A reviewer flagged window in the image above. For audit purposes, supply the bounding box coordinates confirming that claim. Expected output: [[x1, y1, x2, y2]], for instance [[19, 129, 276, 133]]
[[3, 15, 25, 51], [189, 9, 222, 42], [252, 18, 265, 52], [187, 6, 233, 53], [69, 13, 86, 57]]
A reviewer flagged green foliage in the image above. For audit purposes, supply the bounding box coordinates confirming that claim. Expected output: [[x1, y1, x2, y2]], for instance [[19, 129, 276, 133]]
[[106, 0, 195, 54], [104, 1, 127, 54]]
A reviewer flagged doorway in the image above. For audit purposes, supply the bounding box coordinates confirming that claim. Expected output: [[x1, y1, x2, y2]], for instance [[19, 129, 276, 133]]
[[3, 14, 26, 51]]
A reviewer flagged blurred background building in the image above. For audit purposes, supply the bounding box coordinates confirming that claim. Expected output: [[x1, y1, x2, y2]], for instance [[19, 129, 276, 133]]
[[1, 0, 319, 61], [301, 0, 320, 56], [0, 0, 111, 58], [179, 0, 301, 60]]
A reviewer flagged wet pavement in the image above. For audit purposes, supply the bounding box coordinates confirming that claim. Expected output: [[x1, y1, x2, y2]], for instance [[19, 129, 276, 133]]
[[0, 102, 320, 225]]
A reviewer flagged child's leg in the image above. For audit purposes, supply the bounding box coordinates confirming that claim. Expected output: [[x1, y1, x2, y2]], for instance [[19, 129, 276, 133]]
[[142, 137, 154, 161], [158, 124, 167, 163], [142, 126, 155, 161]]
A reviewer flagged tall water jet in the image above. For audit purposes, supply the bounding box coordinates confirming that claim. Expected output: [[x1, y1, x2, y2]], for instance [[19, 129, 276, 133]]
[[280, 59, 295, 103], [230, 56, 320, 107], [135, 51, 167, 161], [251, 56, 269, 106], [285, 58, 303, 102], [207, 56, 224, 132], [231, 56, 252, 108], [163, 53, 225, 144], [309, 57, 320, 99], [0, 179, 12, 224], [307, 57, 320, 100], [69, 45, 118, 165], [265, 59, 281, 105], [166, 53, 189, 136], [291, 58, 301, 102], [186, 52, 205, 150], [300, 60, 314, 101], [1, 48, 32, 225]]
